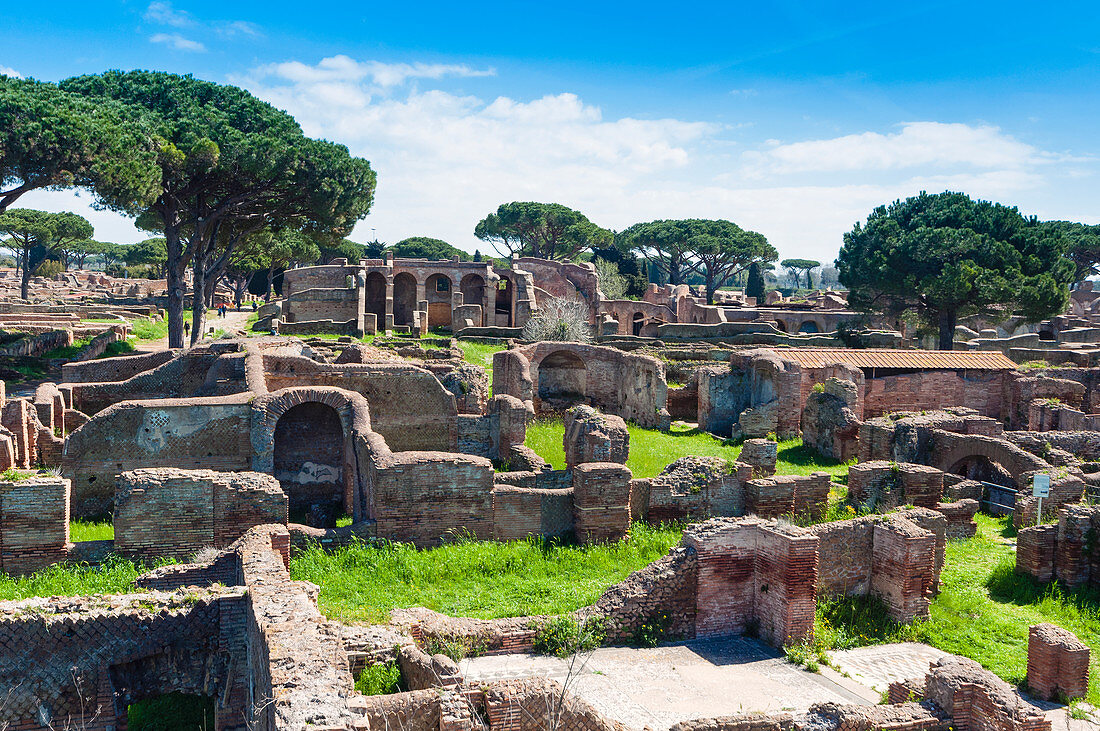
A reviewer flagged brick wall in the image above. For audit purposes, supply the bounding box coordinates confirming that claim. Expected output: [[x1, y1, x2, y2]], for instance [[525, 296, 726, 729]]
[[563, 405, 629, 470], [369, 448, 495, 547], [114, 469, 287, 560], [872, 516, 936, 622], [1027, 623, 1089, 701], [810, 517, 875, 597], [682, 518, 817, 647], [573, 463, 632, 543], [744, 472, 830, 520], [1017, 524, 1057, 584], [0, 477, 70, 575], [62, 396, 255, 518], [848, 461, 944, 511], [861, 370, 1006, 420], [492, 486, 573, 541]]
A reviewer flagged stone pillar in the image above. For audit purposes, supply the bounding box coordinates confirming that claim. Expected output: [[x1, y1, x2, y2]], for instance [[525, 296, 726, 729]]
[[485, 280, 496, 327], [573, 463, 632, 544], [1027, 623, 1089, 701], [418, 300, 429, 336], [384, 276, 394, 332]]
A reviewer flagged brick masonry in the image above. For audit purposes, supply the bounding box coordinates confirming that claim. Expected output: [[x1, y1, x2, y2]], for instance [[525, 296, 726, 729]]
[[1027, 623, 1090, 702]]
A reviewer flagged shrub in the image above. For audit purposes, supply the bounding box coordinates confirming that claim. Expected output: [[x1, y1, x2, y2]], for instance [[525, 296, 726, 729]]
[[424, 635, 485, 661], [355, 661, 402, 695], [533, 615, 606, 657], [521, 295, 592, 342], [631, 610, 674, 647], [35, 260, 64, 278]]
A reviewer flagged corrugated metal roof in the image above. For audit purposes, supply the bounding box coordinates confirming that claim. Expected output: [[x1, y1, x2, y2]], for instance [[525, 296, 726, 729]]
[[766, 348, 1017, 370]]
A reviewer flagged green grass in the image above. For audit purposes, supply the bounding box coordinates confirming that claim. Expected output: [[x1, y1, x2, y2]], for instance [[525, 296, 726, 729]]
[[128, 693, 215, 731], [456, 340, 506, 381], [0, 555, 144, 600], [523, 418, 851, 481], [131, 318, 169, 342], [41, 336, 95, 360], [71, 519, 114, 542], [290, 523, 683, 624], [98, 340, 135, 358], [808, 514, 1100, 705]]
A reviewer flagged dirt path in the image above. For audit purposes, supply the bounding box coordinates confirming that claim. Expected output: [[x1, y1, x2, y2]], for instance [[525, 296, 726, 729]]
[[137, 308, 255, 353]]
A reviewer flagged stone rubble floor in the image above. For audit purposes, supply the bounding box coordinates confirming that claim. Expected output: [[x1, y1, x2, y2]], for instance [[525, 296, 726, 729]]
[[463, 638, 1100, 729], [461, 636, 874, 730]]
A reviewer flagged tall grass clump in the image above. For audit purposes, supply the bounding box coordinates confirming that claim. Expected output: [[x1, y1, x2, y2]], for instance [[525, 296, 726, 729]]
[[0, 555, 143, 600]]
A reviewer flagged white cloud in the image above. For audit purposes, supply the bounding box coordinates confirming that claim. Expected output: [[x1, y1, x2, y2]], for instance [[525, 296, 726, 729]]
[[144, 1, 194, 28], [744, 122, 1057, 174], [0, 66, 21, 78], [27, 55, 1091, 265], [144, 2, 262, 42], [149, 33, 206, 52]]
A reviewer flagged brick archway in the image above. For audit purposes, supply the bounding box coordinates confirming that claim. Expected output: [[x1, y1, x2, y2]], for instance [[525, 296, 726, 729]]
[[928, 429, 1049, 487], [251, 387, 372, 518]]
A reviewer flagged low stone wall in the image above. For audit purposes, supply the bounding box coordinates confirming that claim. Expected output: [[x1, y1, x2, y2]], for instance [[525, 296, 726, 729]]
[[114, 468, 287, 560], [61, 348, 178, 383], [848, 461, 944, 511], [0, 328, 72, 357], [744, 472, 830, 520], [573, 462, 632, 543], [492, 485, 573, 541], [0, 476, 70, 576]]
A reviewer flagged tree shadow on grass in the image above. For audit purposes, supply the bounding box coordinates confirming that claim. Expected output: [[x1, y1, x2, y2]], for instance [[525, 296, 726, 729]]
[[986, 558, 1100, 615]]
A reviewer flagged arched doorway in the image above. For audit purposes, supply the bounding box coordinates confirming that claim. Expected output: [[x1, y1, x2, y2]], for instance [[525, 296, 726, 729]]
[[799, 320, 820, 334], [425, 273, 453, 329], [461, 273, 486, 326], [274, 402, 345, 515], [774, 320, 788, 333], [364, 271, 387, 330], [632, 312, 645, 336], [496, 277, 514, 327], [393, 272, 417, 327], [538, 350, 587, 408]]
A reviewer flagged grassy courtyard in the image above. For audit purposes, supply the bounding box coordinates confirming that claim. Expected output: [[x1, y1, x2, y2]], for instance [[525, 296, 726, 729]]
[[523, 417, 851, 480], [290, 522, 683, 624], [806, 514, 1100, 705]]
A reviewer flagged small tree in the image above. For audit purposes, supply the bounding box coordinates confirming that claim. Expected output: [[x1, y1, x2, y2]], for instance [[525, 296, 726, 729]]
[[746, 261, 766, 303], [592, 257, 627, 300], [0, 208, 93, 298], [123, 237, 168, 277], [522, 296, 593, 342], [780, 258, 820, 289], [390, 236, 469, 260]]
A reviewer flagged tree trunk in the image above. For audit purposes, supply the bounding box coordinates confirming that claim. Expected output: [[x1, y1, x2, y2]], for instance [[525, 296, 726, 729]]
[[165, 225, 187, 349], [19, 245, 30, 301], [191, 254, 207, 346], [938, 310, 957, 351], [265, 266, 275, 302], [705, 271, 715, 305]]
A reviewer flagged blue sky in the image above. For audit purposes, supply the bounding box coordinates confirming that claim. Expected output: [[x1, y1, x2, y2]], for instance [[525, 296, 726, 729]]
[[3, 1, 1099, 262]]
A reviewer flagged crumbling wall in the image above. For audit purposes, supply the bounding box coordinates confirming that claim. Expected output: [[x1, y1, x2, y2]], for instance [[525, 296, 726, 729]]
[[114, 468, 287, 560], [848, 461, 944, 512], [63, 396, 254, 517], [643, 457, 752, 523], [1004, 374, 1086, 430], [563, 405, 629, 470], [573, 462, 632, 543], [0, 477, 70, 576], [1027, 623, 1089, 702], [801, 377, 861, 461], [744, 473, 831, 520]]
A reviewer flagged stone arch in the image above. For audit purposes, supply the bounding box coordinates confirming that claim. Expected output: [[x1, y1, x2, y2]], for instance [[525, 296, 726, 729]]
[[798, 320, 820, 334], [928, 429, 1048, 488], [364, 271, 387, 328], [274, 402, 344, 512], [393, 272, 417, 327], [460, 273, 486, 308], [251, 387, 372, 519], [774, 319, 788, 333], [537, 350, 587, 408], [632, 312, 645, 336]]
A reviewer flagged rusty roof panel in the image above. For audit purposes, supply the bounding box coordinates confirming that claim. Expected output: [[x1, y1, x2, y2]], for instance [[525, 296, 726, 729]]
[[765, 348, 1017, 370]]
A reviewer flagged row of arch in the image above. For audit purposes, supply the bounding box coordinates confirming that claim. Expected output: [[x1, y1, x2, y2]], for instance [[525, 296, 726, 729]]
[[363, 271, 515, 328]]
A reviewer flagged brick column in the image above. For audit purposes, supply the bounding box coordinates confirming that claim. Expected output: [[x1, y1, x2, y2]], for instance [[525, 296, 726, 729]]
[[572, 463, 632, 543], [1027, 623, 1089, 701]]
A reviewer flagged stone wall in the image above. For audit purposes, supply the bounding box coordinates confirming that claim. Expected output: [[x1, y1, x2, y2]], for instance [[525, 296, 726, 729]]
[[1016, 504, 1100, 590], [63, 396, 255, 517], [800, 378, 861, 461], [114, 468, 287, 560], [642, 457, 752, 524], [573, 462, 632, 543], [496, 343, 669, 429], [492, 485, 573, 541], [563, 405, 628, 470], [0, 477, 70, 575]]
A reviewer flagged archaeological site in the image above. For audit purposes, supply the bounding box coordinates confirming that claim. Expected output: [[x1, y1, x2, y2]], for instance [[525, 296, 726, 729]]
[[0, 247, 1098, 731]]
